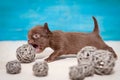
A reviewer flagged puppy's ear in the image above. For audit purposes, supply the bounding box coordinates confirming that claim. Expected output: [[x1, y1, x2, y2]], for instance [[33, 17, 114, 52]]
[[44, 23, 51, 33]]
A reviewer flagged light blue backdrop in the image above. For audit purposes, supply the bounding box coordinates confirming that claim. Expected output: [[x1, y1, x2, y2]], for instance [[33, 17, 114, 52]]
[[0, 0, 120, 41]]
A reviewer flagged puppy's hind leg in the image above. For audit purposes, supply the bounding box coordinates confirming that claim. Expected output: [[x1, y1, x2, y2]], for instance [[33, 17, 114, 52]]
[[104, 46, 117, 59]]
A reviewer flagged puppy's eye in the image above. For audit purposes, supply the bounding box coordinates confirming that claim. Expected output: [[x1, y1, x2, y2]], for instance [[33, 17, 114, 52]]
[[33, 34, 40, 39]]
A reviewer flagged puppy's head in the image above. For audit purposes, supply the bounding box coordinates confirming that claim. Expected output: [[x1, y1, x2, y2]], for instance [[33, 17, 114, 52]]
[[28, 23, 52, 53]]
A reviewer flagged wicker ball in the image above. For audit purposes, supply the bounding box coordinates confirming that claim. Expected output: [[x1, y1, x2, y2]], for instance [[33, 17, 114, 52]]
[[69, 66, 85, 80], [6, 60, 21, 74], [79, 62, 94, 77], [33, 61, 48, 77], [16, 44, 36, 63], [77, 46, 97, 65], [93, 50, 116, 75]]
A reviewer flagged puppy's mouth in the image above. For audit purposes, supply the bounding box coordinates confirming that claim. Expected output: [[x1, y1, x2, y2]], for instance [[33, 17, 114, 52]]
[[32, 44, 43, 53]]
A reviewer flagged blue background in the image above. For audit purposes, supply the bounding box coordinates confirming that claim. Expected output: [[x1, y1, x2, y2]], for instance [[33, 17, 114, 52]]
[[0, 0, 120, 41]]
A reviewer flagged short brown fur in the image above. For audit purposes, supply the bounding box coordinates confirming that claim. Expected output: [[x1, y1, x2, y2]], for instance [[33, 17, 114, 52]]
[[28, 16, 117, 62]]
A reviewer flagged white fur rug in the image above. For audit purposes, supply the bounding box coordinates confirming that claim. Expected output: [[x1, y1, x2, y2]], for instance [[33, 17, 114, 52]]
[[0, 41, 120, 80]]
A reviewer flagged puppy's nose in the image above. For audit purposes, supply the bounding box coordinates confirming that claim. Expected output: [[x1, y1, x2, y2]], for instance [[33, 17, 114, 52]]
[[28, 40, 34, 44]]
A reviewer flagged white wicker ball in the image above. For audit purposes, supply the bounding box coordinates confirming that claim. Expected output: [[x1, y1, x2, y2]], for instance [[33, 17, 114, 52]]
[[69, 66, 85, 80], [6, 60, 21, 74], [79, 62, 94, 77], [33, 61, 48, 77], [93, 50, 116, 75], [16, 44, 36, 63], [77, 46, 97, 65]]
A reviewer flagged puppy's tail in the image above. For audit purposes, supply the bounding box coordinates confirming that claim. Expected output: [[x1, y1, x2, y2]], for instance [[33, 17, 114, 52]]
[[92, 16, 99, 34]]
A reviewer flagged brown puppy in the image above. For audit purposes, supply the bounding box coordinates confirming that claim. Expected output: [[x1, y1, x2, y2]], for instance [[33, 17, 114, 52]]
[[28, 16, 117, 62]]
